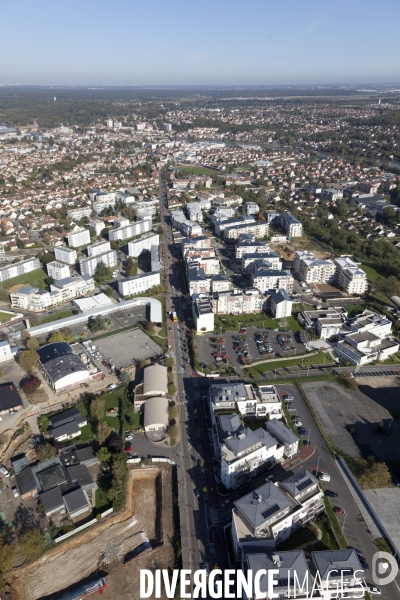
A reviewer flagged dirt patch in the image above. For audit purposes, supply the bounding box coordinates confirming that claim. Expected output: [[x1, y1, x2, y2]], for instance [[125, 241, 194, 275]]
[[7, 284, 25, 294], [5, 466, 176, 600], [270, 237, 332, 261]]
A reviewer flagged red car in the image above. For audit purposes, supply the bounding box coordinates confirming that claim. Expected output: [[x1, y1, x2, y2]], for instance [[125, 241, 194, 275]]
[[333, 507, 345, 515], [124, 446, 132, 453]]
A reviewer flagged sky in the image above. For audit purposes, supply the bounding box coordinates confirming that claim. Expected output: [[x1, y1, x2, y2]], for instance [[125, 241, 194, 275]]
[[1, 0, 400, 86]]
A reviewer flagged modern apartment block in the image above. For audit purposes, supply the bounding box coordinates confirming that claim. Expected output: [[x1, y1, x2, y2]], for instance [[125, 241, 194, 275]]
[[192, 294, 214, 332], [186, 256, 220, 275], [334, 256, 368, 295], [88, 218, 104, 236], [128, 232, 159, 258], [118, 271, 160, 297], [187, 268, 211, 295], [241, 252, 282, 272], [235, 240, 271, 260], [209, 382, 283, 422], [108, 218, 152, 242], [0, 257, 41, 283], [10, 276, 95, 311], [67, 207, 92, 220], [79, 250, 117, 276], [251, 268, 294, 293], [223, 220, 269, 241], [47, 261, 70, 281], [212, 288, 265, 314], [54, 246, 77, 265], [294, 250, 336, 284], [87, 240, 111, 257], [280, 213, 303, 237], [67, 228, 91, 248], [171, 210, 202, 237], [150, 245, 161, 272]]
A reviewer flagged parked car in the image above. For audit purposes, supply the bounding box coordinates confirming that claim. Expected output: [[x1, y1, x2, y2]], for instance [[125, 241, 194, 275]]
[[347, 546, 364, 558], [333, 506, 345, 516], [125, 432, 133, 440], [221, 500, 231, 508], [107, 383, 117, 390], [297, 427, 308, 435], [12, 487, 19, 498], [194, 489, 200, 498], [0, 466, 10, 478], [360, 560, 370, 571], [124, 445, 132, 453], [283, 395, 294, 401], [325, 490, 338, 498], [366, 583, 381, 595]]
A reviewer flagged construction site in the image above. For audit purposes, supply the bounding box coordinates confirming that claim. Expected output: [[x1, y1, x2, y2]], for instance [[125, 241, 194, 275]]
[[4, 465, 177, 600]]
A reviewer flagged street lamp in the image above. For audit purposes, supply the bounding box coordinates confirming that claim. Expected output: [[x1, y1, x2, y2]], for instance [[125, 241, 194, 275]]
[[316, 455, 321, 477], [307, 429, 311, 446]]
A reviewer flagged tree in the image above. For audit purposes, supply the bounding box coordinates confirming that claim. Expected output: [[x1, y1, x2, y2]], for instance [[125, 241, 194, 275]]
[[103, 286, 113, 297], [18, 529, 46, 561], [18, 350, 39, 373], [168, 404, 178, 419], [90, 396, 105, 422], [21, 376, 41, 395], [97, 421, 112, 444], [143, 320, 155, 333], [47, 331, 65, 343], [26, 337, 39, 351], [36, 442, 57, 462], [89, 315, 106, 332], [94, 261, 112, 284], [167, 423, 178, 439], [21, 330, 31, 339], [119, 370, 131, 385], [338, 372, 358, 390], [106, 453, 127, 509], [168, 382, 176, 396], [97, 447, 111, 463], [0, 541, 17, 592], [165, 357, 175, 368], [108, 433, 123, 453]]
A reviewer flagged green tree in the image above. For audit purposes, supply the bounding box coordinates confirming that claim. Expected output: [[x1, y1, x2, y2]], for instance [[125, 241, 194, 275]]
[[165, 357, 175, 368], [18, 350, 39, 373], [97, 447, 111, 463], [168, 404, 178, 419], [97, 421, 112, 444], [167, 423, 178, 439], [47, 331, 65, 343], [119, 370, 131, 385], [106, 453, 127, 509], [18, 529, 46, 561], [168, 382, 176, 395], [26, 337, 39, 351], [94, 261, 112, 284], [90, 396, 105, 422], [103, 286, 113, 297], [89, 315, 106, 332], [36, 442, 57, 462], [0, 542, 17, 592]]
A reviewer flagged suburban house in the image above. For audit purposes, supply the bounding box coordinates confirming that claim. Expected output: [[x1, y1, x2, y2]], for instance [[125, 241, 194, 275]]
[[48, 407, 87, 442], [0, 383, 23, 414]]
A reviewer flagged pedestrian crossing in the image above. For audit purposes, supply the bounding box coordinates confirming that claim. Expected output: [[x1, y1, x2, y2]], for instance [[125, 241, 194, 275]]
[[208, 507, 219, 526]]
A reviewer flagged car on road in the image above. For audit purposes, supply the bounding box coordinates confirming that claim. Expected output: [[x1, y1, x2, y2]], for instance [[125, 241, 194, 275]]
[[194, 489, 200, 498], [366, 583, 381, 595], [347, 546, 364, 558], [102, 360, 108, 367], [291, 416, 302, 426], [0, 465, 10, 477], [124, 445, 132, 453], [107, 383, 117, 390], [297, 427, 308, 435], [333, 506, 345, 515], [283, 394, 294, 401], [12, 487, 19, 498], [125, 432, 133, 440], [360, 559, 370, 571], [221, 500, 231, 508], [325, 490, 338, 498]]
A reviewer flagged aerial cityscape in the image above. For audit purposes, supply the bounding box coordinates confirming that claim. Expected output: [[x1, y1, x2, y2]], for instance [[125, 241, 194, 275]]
[[0, 1, 400, 600]]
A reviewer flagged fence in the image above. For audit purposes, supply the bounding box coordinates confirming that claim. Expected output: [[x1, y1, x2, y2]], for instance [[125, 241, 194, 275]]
[[336, 456, 400, 559], [100, 507, 114, 518], [55, 518, 97, 543], [127, 457, 141, 464], [150, 457, 176, 466]]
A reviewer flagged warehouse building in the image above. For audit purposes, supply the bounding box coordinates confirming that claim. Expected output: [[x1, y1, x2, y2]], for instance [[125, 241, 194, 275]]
[[37, 343, 92, 393]]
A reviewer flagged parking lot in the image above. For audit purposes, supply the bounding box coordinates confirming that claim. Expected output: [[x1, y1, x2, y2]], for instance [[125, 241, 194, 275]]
[[94, 329, 164, 369], [196, 325, 307, 372]]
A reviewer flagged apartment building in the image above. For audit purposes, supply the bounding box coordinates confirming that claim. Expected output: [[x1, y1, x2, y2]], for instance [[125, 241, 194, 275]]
[[334, 257, 367, 295], [244, 201, 260, 215], [171, 210, 202, 237], [321, 188, 344, 201], [215, 216, 255, 237], [212, 288, 265, 314], [210, 274, 233, 293], [67, 228, 91, 248], [113, 216, 130, 228], [187, 268, 211, 295], [150, 245, 161, 272], [192, 294, 214, 332], [92, 191, 117, 213], [241, 252, 282, 272], [79, 250, 117, 276], [181, 236, 212, 252], [11, 276, 95, 311], [118, 271, 160, 297], [186, 202, 203, 222], [183, 246, 216, 260], [252, 268, 294, 293], [280, 213, 303, 237], [223, 220, 269, 241], [235, 240, 271, 260], [186, 256, 220, 275], [47, 261, 70, 281], [232, 469, 323, 557], [312, 550, 365, 598], [266, 289, 293, 319], [266, 418, 299, 458], [87, 240, 111, 257], [108, 218, 152, 242], [0, 340, 13, 363], [128, 233, 159, 258], [54, 246, 77, 265], [0, 257, 41, 283], [67, 207, 92, 220], [294, 251, 336, 284], [88, 218, 104, 236]]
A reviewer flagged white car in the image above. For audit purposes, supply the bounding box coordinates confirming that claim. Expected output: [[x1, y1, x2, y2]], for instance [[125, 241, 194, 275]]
[[107, 383, 117, 390], [366, 584, 381, 595], [12, 486, 19, 498], [0, 465, 10, 478]]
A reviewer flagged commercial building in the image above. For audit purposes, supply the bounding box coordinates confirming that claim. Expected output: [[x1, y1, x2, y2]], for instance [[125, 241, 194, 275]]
[[108, 218, 152, 242], [192, 294, 214, 332], [87, 239, 111, 257], [118, 271, 160, 297], [299, 307, 348, 340], [0, 257, 41, 283], [280, 213, 303, 237], [37, 343, 93, 393], [67, 228, 91, 248], [128, 232, 159, 257], [54, 246, 77, 265], [47, 261, 70, 281], [79, 249, 117, 276]]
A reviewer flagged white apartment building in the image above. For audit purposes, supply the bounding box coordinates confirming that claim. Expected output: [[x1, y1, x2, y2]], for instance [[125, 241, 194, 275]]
[[11, 276, 95, 311], [92, 191, 117, 213], [186, 202, 203, 222], [128, 232, 159, 258], [0, 340, 13, 363], [280, 213, 303, 237], [150, 245, 161, 272], [242, 252, 282, 272], [187, 268, 211, 295], [212, 288, 265, 314], [267, 289, 293, 319], [171, 210, 202, 237], [186, 256, 220, 276], [192, 294, 214, 333], [54, 246, 77, 265], [210, 275, 233, 294], [114, 216, 130, 228], [181, 236, 212, 252], [67, 207, 92, 220], [79, 250, 117, 276], [296, 255, 336, 284], [67, 228, 91, 248], [108, 218, 152, 242], [334, 257, 368, 295], [0, 257, 41, 283], [87, 240, 111, 257], [244, 201, 260, 215], [223, 221, 269, 241], [118, 271, 160, 297], [235, 240, 271, 260], [183, 246, 216, 260], [47, 261, 70, 281], [252, 268, 294, 293], [88, 219, 104, 236]]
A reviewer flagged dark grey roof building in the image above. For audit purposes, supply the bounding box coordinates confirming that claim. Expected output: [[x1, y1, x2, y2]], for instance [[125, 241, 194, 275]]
[[63, 487, 90, 518], [66, 465, 95, 490], [312, 549, 363, 584], [15, 467, 37, 498], [245, 550, 310, 597], [11, 454, 29, 474], [40, 486, 64, 516], [37, 464, 68, 491], [0, 383, 23, 412], [280, 468, 319, 500], [234, 482, 293, 536], [37, 342, 90, 392]]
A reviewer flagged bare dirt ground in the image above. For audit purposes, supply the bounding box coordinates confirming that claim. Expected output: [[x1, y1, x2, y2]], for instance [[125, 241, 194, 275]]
[[270, 237, 332, 261], [5, 465, 176, 600]]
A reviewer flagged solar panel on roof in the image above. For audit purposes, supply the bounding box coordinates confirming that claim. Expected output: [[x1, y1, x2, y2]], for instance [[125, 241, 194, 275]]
[[297, 478, 313, 492], [261, 503, 280, 519]]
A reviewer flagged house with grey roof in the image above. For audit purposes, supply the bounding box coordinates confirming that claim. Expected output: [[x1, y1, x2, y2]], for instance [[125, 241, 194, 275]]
[[63, 487, 91, 519], [266, 418, 299, 458], [244, 550, 311, 599], [40, 486, 65, 516], [312, 549, 365, 595]]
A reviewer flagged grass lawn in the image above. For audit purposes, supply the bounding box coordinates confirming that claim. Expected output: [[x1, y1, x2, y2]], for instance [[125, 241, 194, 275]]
[[41, 309, 74, 323], [95, 487, 111, 512], [0, 311, 15, 323], [361, 261, 380, 281], [177, 165, 219, 176], [277, 526, 317, 550], [346, 305, 367, 318], [74, 424, 95, 442], [3, 268, 48, 291], [214, 313, 303, 332], [247, 352, 329, 377]]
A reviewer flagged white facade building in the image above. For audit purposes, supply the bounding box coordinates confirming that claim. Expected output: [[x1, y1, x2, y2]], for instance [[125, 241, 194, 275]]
[[118, 271, 160, 297], [252, 269, 294, 293], [0, 340, 13, 363], [87, 240, 111, 257], [128, 233, 159, 258], [10, 276, 95, 312], [334, 257, 368, 295], [0, 257, 41, 283], [88, 219, 104, 236], [54, 246, 77, 265], [108, 218, 152, 242], [67, 228, 91, 248], [192, 294, 214, 333], [280, 213, 303, 237], [47, 261, 70, 281], [79, 250, 117, 276], [294, 251, 336, 284]]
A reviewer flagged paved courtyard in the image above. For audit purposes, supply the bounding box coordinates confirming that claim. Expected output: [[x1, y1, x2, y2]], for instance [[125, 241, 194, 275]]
[[364, 488, 400, 554], [95, 329, 163, 369]]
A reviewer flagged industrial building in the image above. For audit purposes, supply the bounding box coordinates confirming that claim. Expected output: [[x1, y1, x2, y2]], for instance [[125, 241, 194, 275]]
[[37, 343, 93, 392]]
